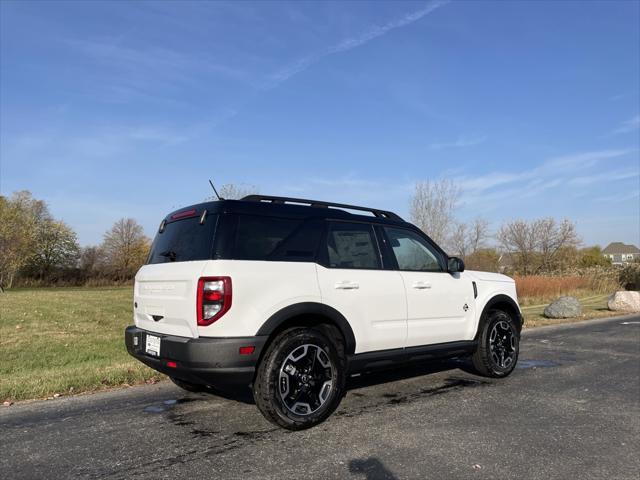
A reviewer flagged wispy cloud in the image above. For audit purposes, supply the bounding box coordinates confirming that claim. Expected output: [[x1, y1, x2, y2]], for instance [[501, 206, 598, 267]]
[[610, 114, 640, 135], [429, 134, 487, 150], [457, 149, 636, 208], [268, 0, 449, 86]]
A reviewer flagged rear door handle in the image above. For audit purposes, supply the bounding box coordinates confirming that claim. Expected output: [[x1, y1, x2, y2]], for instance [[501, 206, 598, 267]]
[[335, 281, 359, 290], [412, 282, 432, 289]]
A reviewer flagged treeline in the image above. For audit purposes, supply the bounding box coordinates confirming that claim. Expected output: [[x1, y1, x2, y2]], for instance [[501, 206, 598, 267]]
[[408, 180, 614, 274], [0, 191, 150, 289], [0, 182, 629, 289]]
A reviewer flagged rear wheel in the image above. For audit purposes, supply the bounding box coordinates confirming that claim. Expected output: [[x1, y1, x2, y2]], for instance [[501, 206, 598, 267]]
[[471, 309, 519, 378], [253, 326, 346, 430], [170, 376, 205, 393]]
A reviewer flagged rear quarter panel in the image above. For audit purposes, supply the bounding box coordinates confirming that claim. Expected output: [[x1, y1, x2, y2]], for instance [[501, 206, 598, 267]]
[[197, 260, 321, 337]]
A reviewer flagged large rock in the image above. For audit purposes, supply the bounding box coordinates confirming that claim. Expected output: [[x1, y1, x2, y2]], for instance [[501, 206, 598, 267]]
[[607, 291, 640, 312], [543, 296, 582, 319]]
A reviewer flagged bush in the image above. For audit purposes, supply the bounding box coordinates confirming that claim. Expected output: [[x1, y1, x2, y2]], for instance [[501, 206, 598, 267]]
[[619, 264, 640, 291]]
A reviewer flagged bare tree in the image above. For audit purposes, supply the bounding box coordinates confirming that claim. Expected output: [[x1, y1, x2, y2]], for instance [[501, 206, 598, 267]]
[[101, 218, 150, 280], [497, 218, 580, 274], [208, 183, 259, 201], [409, 179, 460, 248], [450, 218, 490, 258]]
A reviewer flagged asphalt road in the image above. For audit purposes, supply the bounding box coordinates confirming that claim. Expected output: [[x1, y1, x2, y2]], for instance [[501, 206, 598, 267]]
[[2, 316, 639, 480]]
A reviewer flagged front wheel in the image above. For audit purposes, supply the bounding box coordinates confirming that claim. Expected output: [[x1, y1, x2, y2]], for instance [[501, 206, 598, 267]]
[[471, 309, 520, 378], [253, 326, 346, 430]]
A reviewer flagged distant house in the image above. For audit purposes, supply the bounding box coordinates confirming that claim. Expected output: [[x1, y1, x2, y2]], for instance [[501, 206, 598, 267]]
[[602, 242, 640, 265]]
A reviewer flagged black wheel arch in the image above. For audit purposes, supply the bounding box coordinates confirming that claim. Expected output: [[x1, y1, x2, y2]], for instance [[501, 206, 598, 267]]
[[476, 294, 523, 339], [256, 302, 356, 355]]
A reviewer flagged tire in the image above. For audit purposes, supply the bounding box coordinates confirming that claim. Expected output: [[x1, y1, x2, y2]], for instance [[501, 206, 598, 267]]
[[253, 326, 346, 430], [170, 376, 206, 393], [471, 309, 520, 378]]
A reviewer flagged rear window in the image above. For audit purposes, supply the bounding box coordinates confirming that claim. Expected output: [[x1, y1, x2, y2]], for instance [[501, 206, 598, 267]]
[[147, 214, 218, 264]]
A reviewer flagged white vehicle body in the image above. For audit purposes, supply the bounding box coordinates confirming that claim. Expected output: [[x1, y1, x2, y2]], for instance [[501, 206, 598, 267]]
[[126, 195, 522, 429]]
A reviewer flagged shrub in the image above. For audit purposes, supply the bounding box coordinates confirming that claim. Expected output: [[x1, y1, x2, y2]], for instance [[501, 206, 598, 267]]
[[619, 264, 640, 291]]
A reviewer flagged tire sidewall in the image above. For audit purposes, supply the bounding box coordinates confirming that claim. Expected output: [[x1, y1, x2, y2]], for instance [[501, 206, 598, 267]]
[[482, 310, 519, 377], [261, 328, 345, 428]]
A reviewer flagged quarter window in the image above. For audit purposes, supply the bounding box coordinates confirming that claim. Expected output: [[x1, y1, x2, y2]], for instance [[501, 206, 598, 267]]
[[384, 227, 443, 272], [325, 222, 380, 269]]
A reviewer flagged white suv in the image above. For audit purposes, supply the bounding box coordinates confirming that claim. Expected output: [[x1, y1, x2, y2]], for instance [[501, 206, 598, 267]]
[[125, 195, 522, 430]]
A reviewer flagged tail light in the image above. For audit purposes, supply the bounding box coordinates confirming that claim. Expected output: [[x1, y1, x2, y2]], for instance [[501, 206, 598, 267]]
[[197, 276, 232, 326]]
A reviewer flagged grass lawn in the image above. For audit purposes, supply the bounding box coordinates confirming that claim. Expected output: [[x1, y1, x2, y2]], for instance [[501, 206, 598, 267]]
[[0, 287, 160, 402], [0, 287, 622, 402], [521, 294, 620, 327]]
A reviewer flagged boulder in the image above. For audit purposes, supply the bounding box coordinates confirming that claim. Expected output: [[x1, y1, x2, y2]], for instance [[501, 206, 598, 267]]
[[543, 296, 582, 319], [607, 291, 640, 313]]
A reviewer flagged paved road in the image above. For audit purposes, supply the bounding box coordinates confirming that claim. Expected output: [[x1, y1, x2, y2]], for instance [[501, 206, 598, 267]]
[[2, 316, 639, 480]]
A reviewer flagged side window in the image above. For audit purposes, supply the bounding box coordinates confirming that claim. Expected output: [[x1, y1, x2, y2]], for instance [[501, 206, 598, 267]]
[[269, 219, 324, 262], [325, 222, 380, 269], [234, 215, 301, 260], [384, 227, 443, 272]]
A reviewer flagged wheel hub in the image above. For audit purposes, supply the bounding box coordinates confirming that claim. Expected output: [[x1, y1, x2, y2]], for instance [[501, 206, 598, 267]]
[[489, 320, 517, 369], [278, 344, 334, 416]]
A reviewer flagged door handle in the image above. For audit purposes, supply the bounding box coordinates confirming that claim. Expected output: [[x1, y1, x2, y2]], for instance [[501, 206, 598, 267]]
[[335, 281, 359, 290], [412, 282, 432, 289]]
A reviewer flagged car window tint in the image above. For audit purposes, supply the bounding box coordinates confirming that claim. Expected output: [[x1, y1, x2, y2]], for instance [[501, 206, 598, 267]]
[[234, 215, 302, 260], [384, 227, 443, 271], [147, 214, 217, 264], [269, 219, 323, 262], [325, 222, 380, 269]]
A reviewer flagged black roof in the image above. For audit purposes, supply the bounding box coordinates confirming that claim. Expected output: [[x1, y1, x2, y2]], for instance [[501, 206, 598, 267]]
[[165, 195, 408, 226]]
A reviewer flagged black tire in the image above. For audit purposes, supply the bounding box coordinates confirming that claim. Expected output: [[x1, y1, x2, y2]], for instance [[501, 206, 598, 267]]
[[471, 309, 520, 378], [170, 376, 206, 393], [253, 326, 346, 430]]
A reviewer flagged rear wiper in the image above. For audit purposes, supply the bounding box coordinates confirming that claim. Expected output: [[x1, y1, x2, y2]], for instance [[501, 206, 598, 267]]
[[159, 250, 177, 262]]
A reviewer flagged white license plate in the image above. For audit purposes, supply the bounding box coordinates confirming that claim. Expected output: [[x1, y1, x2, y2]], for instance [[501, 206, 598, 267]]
[[145, 334, 161, 357]]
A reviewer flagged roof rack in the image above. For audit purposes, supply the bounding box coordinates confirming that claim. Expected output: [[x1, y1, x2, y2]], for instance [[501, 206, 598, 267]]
[[241, 195, 403, 221]]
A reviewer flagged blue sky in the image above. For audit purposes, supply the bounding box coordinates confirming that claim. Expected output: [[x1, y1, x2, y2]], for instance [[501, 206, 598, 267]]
[[1, 0, 639, 247]]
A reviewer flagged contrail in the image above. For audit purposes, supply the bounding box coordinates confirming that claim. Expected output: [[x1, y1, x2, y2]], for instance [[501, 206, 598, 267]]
[[268, 0, 449, 86]]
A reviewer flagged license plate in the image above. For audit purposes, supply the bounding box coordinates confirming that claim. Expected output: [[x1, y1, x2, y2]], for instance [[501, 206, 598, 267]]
[[145, 334, 161, 357]]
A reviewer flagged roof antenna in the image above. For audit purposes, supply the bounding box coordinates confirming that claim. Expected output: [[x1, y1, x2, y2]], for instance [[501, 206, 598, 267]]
[[208, 179, 223, 200]]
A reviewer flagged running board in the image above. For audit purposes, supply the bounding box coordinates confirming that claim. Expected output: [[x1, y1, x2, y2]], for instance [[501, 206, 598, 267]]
[[347, 341, 476, 374]]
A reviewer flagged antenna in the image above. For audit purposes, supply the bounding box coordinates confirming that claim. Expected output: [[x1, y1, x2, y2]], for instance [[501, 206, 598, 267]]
[[208, 179, 223, 200]]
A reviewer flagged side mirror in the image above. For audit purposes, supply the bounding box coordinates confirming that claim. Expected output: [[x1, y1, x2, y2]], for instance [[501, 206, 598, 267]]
[[448, 256, 465, 273]]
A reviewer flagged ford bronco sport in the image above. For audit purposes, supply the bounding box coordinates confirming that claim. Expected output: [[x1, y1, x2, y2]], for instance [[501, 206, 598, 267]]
[[125, 195, 521, 430]]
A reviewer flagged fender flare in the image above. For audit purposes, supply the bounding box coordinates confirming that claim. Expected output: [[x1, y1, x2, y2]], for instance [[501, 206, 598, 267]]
[[479, 294, 523, 331], [256, 302, 357, 354]]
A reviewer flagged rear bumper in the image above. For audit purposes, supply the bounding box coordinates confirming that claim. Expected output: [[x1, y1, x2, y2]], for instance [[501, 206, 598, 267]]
[[125, 326, 268, 391]]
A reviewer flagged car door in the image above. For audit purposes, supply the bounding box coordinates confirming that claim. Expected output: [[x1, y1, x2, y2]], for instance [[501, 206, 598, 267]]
[[316, 221, 407, 354], [382, 226, 475, 347]]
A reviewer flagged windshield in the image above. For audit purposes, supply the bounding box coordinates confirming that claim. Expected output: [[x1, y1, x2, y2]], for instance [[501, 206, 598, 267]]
[[147, 214, 218, 264]]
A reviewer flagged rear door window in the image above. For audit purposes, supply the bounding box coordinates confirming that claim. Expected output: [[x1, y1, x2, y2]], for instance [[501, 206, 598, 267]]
[[147, 214, 218, 264], [324, 222, 381, 269]]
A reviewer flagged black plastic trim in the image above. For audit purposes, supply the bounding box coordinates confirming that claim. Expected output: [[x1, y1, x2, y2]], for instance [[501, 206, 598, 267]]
[[125, 326, 268, 390], [347, 341, 476, 373], [480, 294, 523, 330], [256, 302, 357, 355]]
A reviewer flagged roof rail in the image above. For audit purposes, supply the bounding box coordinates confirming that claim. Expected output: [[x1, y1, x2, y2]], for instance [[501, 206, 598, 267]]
[[241, 195, 403, 221]]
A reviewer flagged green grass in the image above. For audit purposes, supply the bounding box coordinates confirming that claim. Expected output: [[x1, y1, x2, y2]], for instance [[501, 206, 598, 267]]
[[0, 287, 622, 402], [521, 293, 620, 328], [0, 287, 160, 402]]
